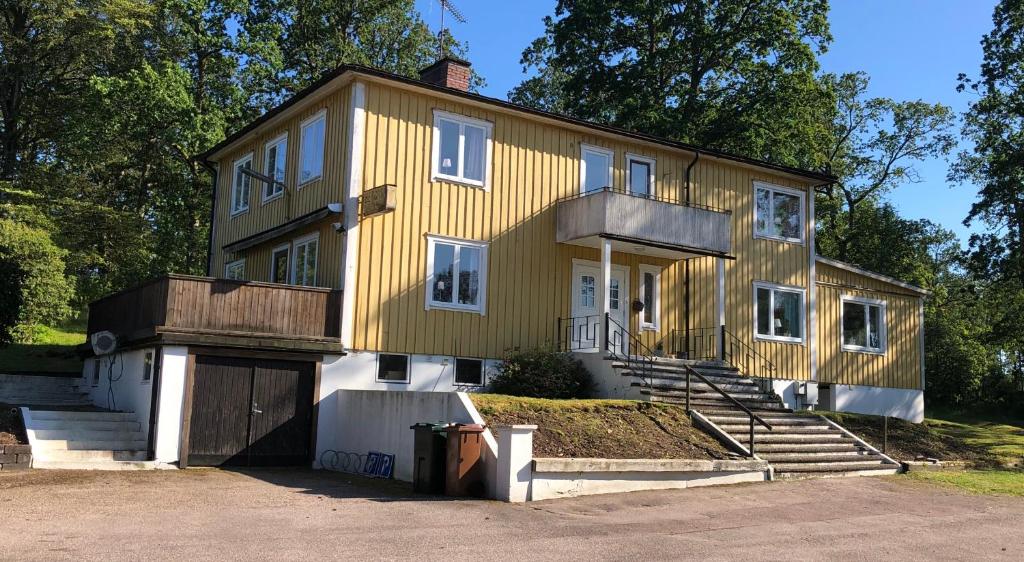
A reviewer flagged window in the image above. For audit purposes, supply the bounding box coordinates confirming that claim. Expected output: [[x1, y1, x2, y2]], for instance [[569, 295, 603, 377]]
[[291, 234, 318, 287], [431, 110, 492, 187], [426, 235, 488, 313], [225, 259, 245, 280], [142, 350, 154, 384], [231, 154, 253, 215], [377, 353, 409, 383], [626, 154, 655, 198], [842, 296, 886, 353], [455, 358, 484, 386], [639, 265, 661, 331], [754, 282, 805, 343], [263, 134, 287, 201], [299, 110, 325, 185], [581, 145, 613, 193], [270, 244, 290, 284], [754, 182, 805, 243], [609, 278, 621, 311], [580, 275, 596, 308]]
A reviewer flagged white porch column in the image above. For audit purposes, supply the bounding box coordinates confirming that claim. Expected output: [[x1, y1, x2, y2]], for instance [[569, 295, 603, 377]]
[[716, 257, 726, 360], [599, 238, 613, 352], [495, 424, 537, 502]]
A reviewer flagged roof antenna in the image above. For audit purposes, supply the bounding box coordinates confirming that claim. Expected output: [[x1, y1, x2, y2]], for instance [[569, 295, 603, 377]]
[[437, 0, 467, 58]]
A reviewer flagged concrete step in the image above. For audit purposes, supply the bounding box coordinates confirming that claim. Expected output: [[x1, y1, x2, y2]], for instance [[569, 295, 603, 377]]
[[31, 459, 159, 471], [34, 449, 148, 462], [615, 364, 753, 386], [753, 442, 866, 453], [747, 432, 851, 444], [774, 467, 902, 479], [6, 400, 94, 407], [631, 379, 765, 397], [758, 451, 883, 463], [33, 438, 147, 451], [650, 393, 786, 410], [0, 375, 82, 386], [30, 410, 135, 422], [717, 424, 836, 435], [705, 415, 825, 426], [772, 460, 896, 472], [32, 428, 144, 441], [29, 419, 141, 432]]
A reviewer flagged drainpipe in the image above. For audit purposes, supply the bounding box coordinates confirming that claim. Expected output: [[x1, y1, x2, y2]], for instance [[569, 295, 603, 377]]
[[683, 150, 700, 357], [199, 159, 219, 276]]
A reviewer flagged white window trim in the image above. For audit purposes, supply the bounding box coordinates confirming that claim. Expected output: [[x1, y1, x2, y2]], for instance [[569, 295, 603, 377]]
[[580, 144, 614, 193], [375, 353, 411, 384], [291, 232, 319, 287], [639, 264, 662, 331], [453, 357, 486, 387], [269, 243, 290, 284], [262, 133, 288, 203], [430, 109, 494, 189], [230, 153, 253, 217], [224, 258, 245, 280], [424, 234, 488, 315], [753, 281, 807, 344], [841, 294, 888, 354], [141, 350, 154, 385], [625, 153, 656, 198], [753, 181, 806, 245], [298, 109, 326, 187]]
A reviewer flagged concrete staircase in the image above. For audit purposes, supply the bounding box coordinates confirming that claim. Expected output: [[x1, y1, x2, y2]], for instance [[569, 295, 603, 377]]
[[24, 409, 154, 470], [612, 358, 901, 479], [0, 374, 92, 407]]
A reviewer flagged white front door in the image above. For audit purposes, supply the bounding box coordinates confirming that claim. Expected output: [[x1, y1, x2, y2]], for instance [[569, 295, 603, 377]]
[[569, 263, 628, 351]]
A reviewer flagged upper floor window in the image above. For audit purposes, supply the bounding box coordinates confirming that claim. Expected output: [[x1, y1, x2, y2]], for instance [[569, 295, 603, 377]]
[[754, 182, 805, 244], [270, 244, 290, 284], [263, 133, 287, 202], [425, 235, 488, 313], [432, 110, 492, 187], [292, 233, 319, 286], [225, 259, 245, 280], [842, 295, 886, 353], [754, 281, 805, 343], [626, 154, 655, 198], [299, 110, 326, 185], [231, 154, 253, 215], [639, 265, 661, 331], [581, 144, 613, 193]]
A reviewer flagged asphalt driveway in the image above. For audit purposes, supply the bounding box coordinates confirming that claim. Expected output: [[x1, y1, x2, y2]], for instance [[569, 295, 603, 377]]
[[1, 468, 1021, 561]]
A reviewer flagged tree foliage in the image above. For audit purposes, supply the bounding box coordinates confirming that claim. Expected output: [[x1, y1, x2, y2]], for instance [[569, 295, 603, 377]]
[[0, 215, 74, 343]]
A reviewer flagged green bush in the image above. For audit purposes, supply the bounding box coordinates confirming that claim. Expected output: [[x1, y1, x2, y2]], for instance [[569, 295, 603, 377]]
[[0, 219, 74, 344], [488, 349, 593, 399]]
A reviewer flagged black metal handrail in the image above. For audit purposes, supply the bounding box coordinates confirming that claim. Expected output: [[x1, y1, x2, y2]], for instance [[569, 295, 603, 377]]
[[557, 315, 602, 352], [556, 186, 733, 215], [670, 326, 777, 392], [604, 314, 655, 386], [682, 364, 772, 456]]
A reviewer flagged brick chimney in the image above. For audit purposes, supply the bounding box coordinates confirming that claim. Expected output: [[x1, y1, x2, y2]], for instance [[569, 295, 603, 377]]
[[418, 57, 472, 91]]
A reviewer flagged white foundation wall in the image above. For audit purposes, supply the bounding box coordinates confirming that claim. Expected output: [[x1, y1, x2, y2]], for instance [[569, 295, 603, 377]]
[[81, 349, 155, 442], [772, 380, 819, 412], [153, 347, 189, 464], [319, 351, 502, 392], [819, 384, 925, 423]]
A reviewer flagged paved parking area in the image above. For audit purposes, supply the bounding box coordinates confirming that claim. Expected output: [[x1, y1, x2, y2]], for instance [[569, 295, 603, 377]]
[[1, 468, 1021, 561]]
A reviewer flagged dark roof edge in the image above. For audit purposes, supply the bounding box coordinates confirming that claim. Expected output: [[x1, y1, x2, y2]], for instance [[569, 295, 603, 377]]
[[198, 64, 838, 184]]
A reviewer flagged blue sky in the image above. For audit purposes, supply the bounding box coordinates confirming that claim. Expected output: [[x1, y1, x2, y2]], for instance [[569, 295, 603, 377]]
[[415, 0, 996, 243]]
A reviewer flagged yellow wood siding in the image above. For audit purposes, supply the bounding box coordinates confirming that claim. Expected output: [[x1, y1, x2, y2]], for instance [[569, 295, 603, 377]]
[[210, 87, 351, 284], [816, 262, 923, 389]]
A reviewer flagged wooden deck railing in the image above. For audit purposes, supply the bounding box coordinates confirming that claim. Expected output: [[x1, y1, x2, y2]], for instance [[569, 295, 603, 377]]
[[87, 275, 343, 342]]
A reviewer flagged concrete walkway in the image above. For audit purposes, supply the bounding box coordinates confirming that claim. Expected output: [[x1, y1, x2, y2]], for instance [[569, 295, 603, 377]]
[[1, 469, 1020, 561]]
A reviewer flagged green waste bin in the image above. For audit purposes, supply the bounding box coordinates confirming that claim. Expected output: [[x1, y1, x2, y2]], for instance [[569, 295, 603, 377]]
[[410, 422, 449, 494]]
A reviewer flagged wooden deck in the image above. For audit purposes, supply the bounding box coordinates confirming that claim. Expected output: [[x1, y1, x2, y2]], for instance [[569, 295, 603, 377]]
[[87, 275, 344, 353]]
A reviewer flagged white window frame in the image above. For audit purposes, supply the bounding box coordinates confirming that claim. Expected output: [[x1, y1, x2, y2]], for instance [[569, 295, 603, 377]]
[[431, 109, 493, 189], [639, 264, 661, 331], [269, 243, 290, 284], [224, 259, 245, 280], [291, 233, 319, 287], [625, 153, 656, 198], [262, 133, 288, 203], [753, 281, 806, 344], [580, 144, 614, 193], [424, 234, 488, 314], [376, 353, 411, 384], [454, 357, 486, 387], [230, 153, 253, 216], [298, 109, 326, 187], [753, 181, 806, 244], [141, 350, 154, 385], [841, 294, 888, 354]]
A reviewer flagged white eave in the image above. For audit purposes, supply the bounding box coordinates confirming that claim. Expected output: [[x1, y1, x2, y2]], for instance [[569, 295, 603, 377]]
[[815, 256, 931, 296]]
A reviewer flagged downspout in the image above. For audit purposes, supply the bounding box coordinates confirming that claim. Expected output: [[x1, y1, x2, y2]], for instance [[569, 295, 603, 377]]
[[808, 180, 832, 393], [200, 159, 219, 276], [683, 150, 700, 358]]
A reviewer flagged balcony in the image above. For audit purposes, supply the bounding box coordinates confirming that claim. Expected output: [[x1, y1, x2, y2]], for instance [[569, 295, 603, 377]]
[[556, 188, 732, 259], [87, 275, 344, 353]]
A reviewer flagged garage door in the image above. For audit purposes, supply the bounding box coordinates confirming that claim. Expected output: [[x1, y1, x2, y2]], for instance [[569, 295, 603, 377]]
[[187, 355, 316, 467]]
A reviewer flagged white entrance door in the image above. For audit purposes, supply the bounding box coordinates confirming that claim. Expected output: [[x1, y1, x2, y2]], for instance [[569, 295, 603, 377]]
[[569, 263, 628, 352]]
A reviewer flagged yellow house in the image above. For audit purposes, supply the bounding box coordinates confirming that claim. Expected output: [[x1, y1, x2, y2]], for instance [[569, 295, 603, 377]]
[[199, 58, 927, 422]]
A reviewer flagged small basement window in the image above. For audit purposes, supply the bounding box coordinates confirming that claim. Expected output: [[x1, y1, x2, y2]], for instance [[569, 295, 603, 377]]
[[842, 295, 886, 353], [142, 350, 154, 384], [454, 358, 484, 386], [377, 354, 409, 383]]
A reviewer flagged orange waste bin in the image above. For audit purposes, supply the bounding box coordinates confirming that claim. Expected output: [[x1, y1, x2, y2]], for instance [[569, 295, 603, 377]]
[[443, 424, 486, 497]]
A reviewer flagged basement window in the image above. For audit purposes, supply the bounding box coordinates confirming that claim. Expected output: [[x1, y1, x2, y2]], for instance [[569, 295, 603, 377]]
[[842, 295, 886, 353], [454, 358, 484, 386], [754, 282, 805, 343], [432, 110, 492, 188], [377, 354, 410, 383], [142, 350, 154, 384]]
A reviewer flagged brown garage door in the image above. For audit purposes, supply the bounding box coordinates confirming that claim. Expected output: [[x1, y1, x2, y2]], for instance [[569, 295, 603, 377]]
[[187, 355, 316, 467]]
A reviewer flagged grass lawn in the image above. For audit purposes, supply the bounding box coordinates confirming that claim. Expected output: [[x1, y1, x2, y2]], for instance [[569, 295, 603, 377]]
[[470, 394, 731, 459], [0, 323, 86, 374], [904, 469, 1024, 497]]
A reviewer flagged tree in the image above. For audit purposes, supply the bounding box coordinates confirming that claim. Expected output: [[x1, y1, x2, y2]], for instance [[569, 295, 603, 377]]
[[0, 216, 74, 343], [509, 0, 834, 168]]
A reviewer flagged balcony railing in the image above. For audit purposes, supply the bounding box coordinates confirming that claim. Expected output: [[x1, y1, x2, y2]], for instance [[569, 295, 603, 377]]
[[87, 275, 343, 345], [555, 187, 732, 257]]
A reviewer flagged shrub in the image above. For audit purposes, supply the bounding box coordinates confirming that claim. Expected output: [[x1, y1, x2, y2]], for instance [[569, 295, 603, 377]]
[[488, 349, 593, 399], [0, 219, 74, 344]]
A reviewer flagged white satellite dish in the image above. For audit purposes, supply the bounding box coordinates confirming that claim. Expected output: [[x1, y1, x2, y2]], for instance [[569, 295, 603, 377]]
[[90, 331, 118, 356]]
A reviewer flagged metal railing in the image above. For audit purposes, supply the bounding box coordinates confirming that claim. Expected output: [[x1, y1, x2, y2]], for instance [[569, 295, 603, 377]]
[[670, 326, 777, 394], [683, 364, 773, 456], [556, 186, 732, 215]]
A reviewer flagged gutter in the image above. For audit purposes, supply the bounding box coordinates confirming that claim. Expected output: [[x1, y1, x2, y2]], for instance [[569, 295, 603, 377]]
[[683, 150, 700, 355], [199, 160, 218, 276]]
